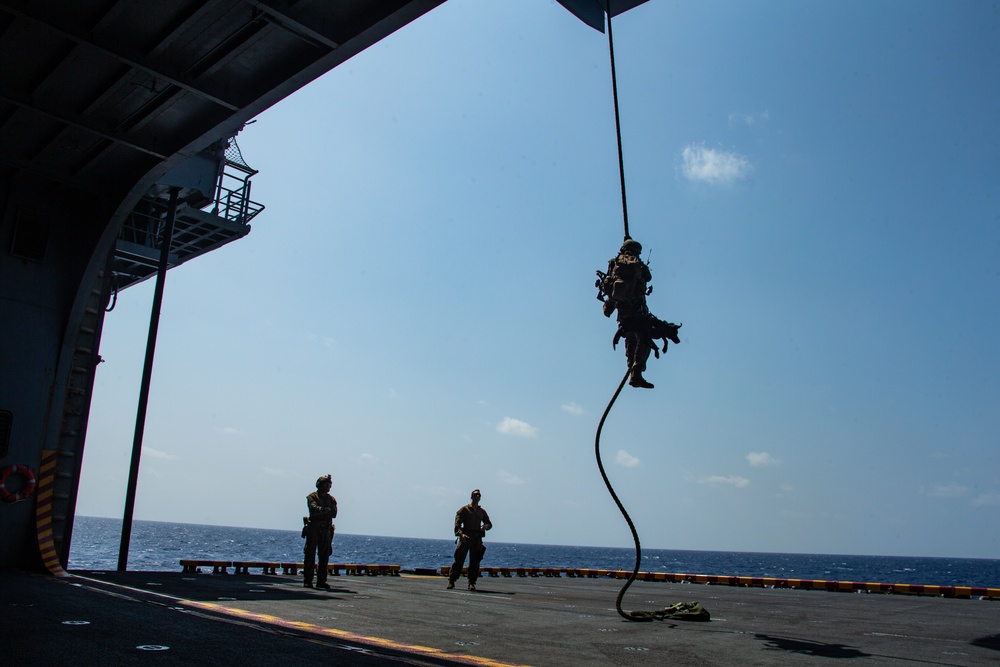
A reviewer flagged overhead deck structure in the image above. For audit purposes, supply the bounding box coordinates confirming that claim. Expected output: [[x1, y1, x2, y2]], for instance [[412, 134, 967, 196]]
[[0, 0, 446, 571]]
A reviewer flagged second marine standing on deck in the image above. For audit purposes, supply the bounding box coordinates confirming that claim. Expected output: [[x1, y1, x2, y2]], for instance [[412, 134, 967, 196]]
[[303, 474, 337, 589], [448, 489, 492, 591]]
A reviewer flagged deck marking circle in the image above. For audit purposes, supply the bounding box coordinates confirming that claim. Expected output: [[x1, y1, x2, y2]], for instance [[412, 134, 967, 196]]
[[62, 620, 90, 625], [136, 645, 170, 651], [337, 645, 374, 654]]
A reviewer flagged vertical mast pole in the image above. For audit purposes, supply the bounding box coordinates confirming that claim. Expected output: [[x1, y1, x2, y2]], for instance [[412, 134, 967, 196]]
[[118, 187, 179, 571]]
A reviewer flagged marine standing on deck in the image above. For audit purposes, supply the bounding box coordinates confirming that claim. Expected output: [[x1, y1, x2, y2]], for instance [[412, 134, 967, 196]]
[[302, 474, 337, 589], [597, 237, 681, 389], [448, 489, 492, 591]]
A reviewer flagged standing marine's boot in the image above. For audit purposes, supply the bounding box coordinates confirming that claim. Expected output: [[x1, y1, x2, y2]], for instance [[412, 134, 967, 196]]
[[317, 560, 331, 589]]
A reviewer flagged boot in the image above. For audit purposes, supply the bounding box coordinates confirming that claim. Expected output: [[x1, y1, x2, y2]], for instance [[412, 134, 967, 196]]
[[629, 371, 654, 389]]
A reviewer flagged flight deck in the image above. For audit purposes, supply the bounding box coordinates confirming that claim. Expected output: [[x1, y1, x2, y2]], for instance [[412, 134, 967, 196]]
[[4, 568, 998, 666]]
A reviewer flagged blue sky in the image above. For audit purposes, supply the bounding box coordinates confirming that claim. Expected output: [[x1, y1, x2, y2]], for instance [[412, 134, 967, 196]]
[[77, 0, 999, 560]]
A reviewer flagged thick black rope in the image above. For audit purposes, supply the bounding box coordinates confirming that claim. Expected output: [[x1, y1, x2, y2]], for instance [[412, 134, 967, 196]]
[[597, 2, 645, 623], [595, 370, 710, 623], [595, 4, 710, 626], [606, 0, 629, 241], [594, 368, 647, 621]]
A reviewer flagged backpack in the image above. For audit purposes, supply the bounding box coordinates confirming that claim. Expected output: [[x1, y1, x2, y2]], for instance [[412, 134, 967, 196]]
[[604, 253, 644, 303]]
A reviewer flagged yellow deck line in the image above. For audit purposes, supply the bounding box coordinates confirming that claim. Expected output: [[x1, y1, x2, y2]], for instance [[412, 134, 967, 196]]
[[68, 574, 532, 667]]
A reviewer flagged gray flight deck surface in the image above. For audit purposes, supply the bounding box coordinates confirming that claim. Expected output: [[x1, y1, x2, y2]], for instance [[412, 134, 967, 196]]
[[3, 569, 999, 666]]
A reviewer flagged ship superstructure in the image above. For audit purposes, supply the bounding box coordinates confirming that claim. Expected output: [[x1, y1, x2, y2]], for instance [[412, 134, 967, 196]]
[[0, 0, 445, 571]]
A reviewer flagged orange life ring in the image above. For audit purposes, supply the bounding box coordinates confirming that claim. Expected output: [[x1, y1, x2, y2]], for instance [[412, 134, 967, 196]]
[[0, 464, 37, 503]]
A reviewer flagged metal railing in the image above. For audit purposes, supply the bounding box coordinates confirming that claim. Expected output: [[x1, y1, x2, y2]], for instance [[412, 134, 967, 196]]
[[212, 165, 264, 225]]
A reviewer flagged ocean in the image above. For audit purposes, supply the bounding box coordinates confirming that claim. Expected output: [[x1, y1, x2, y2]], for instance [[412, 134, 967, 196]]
[[68, 516, 1000, 588]]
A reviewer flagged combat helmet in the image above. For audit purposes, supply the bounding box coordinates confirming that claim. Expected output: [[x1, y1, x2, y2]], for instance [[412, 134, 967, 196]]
[[316, 474, 332, 488], [620, 238, 642, 256]]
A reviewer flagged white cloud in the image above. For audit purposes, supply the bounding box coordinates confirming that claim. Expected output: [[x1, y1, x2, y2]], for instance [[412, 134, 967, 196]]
[[747, 451, 780, 467], [561, 402, 583, 416], [728, 110, 770, 127], [681, 144, 752, 185], [928, 483, 968, 498], [497, 470, 526, 485], [700, 474, 750, 489], [215, 426, 240, 435], [496, 417, 538, 438], [615, 450, 640, 468], [262, 467, 292, 477], [972, 492, 1000, 507], [359, 453, 379, 465], [142, 447, 176, 460], [307, 333, 337, 349]]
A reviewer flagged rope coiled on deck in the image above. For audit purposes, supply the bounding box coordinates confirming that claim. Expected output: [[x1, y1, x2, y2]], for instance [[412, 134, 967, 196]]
[[594, 370, 710, 623]]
